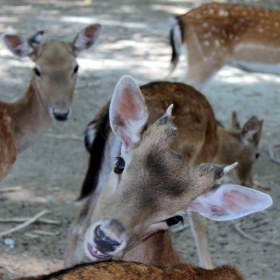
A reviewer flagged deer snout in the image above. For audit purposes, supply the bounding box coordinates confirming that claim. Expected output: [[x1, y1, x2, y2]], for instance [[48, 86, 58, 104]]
[[94, 225, 121, 253], [51, 107, 71, 122], [85, 219, 128, 262]]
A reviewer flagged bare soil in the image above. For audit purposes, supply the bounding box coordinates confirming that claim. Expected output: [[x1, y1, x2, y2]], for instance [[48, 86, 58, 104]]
[[0, 0, 280, 279]]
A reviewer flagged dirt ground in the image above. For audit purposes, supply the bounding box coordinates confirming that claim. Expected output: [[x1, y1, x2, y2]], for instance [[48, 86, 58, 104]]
[[0, 0, 280, 279]]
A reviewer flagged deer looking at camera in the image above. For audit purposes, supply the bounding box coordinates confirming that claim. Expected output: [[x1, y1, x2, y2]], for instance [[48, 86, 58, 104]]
[[18, 76, 272, 280], [0, 24, 102, 184], [168, 2, 280, 89], [65, 76, 264, 269]]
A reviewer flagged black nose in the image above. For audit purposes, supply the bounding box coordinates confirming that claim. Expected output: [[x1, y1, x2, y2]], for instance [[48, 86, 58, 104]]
[[52, 109, 70, 121], [94, 226, 121, 253]]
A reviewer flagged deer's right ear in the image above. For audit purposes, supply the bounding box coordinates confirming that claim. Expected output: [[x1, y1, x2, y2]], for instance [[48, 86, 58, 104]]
[[2, 34, 35, 59], [109, 75, 148, 151]]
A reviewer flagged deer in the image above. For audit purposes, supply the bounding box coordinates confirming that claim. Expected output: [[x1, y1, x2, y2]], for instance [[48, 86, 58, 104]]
[[16, 76, 272, 280], [168, 2, 280, 90], [0, 24, 102, 184], [65, 75, 264, 270], [13, 260, 244, 280]]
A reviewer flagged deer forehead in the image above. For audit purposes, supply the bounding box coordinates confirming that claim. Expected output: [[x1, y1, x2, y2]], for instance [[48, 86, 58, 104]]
[[35, 41, 75, 66]]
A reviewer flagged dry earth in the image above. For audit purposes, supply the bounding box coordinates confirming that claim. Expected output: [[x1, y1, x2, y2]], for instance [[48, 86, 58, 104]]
[[0, 0, 280, 279]]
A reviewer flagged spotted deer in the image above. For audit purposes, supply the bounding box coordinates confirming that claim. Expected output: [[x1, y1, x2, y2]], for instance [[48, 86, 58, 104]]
[[0, 24, 102, 184], [168, 2, 280, 89], [65, 76, 264, 269]]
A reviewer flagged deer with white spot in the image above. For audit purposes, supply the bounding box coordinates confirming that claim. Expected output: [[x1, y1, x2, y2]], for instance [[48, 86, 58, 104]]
[[0, 24, 102, 184], [169, 2, 280, 89], [65, 76, 264, 269]]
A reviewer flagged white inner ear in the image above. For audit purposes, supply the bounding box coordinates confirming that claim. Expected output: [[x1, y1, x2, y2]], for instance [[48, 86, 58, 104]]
[[187, 184, 272, 221], [109, 75, 148, 151], [73, 24, 102, 56], [3, 34, 34, 58]]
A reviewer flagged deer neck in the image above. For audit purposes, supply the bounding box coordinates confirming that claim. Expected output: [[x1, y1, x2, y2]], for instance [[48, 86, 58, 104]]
[[122, 230, 184, 267], [3, 77, 52, 153], [213, 126, 239, 166]]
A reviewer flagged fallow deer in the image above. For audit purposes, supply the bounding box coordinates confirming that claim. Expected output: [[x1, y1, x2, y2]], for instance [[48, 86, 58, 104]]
[[19, 76, 272, 280], [14, 260, 244, 280], [65, 76, 264, 270], [0, 24, 102, 184], [168, 3, 280, 89]]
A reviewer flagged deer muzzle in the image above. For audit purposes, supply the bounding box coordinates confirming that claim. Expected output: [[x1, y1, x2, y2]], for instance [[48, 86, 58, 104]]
[[84, 218, 128, 262]]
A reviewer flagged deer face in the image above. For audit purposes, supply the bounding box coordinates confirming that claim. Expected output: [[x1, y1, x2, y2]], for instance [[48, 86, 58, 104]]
[[83, 76, 272, 262], [220, 111, 263, 187], [3, 24, 102, 122]]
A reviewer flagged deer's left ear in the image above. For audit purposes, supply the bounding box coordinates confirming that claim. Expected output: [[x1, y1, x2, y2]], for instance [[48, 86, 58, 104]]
[[72, 24, 102, 56], [187, 184, 272, 221], [110, 75, 148, 152]]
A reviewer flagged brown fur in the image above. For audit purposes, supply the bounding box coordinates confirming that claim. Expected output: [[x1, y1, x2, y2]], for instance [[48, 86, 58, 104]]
[[0, 25, 101, 184], [14, 261, 243, 280], [66, 81, 261, 270], [169, 3, 280, 88]]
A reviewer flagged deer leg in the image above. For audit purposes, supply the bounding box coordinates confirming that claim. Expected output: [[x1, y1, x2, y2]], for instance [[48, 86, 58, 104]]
[[189, 212, 213, 269], [182, 61, 224, 91]]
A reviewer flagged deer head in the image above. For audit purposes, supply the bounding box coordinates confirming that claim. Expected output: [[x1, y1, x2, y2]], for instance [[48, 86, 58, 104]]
[[217, 111, 263, 187], [2, 24, 102, 122], [84, 75, 272, 262]]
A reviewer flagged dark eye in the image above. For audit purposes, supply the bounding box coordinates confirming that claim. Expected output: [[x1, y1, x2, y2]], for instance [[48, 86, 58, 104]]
[[166, 216, 184, 227], [256, 153, 260, 159], [73, 65, 79, 74], [114, 157, 125, 174], [33, 67, 41, 76]]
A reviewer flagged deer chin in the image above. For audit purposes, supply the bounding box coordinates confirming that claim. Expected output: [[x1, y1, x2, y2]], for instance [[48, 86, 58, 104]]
[[85, 242, 112, 261]]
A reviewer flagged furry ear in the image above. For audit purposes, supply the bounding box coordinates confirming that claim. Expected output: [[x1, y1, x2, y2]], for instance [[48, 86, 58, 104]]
[[2, 34, 35, 59], [187, 184, 272, 221], [72, 24, 102, 56], [28, 29, 45, 45], [242, 116, 262, 144], [109, 75, 148, 151], [231, 111, 240, 129]]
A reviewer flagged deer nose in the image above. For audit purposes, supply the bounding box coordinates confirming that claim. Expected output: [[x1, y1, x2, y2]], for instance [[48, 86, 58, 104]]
[[52, 108, 71, 121], [94, 225, 121, 253]]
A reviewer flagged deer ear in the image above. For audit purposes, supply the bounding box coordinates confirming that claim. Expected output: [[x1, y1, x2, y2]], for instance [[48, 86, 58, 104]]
[[73, 24, 102, 56], [242, 116, 262, 144], [2, 34, 35, 59], [109, 75, 148, 151], [231, 111, 240, 129], [187, 184, 272, 221]]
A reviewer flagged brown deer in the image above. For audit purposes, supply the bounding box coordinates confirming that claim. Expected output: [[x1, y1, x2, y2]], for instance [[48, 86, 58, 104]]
[[17, 76, 272, 280], [65, 76, 264, 270], [13, 260, 244, 280], [168, 3, 280, 89], [0, 24, 102, 184]]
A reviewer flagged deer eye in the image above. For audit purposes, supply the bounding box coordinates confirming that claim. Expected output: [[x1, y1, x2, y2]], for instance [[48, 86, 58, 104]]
[[166, 216, 184, 227], [73, 65, 79, 74], [33, 67, 41, 77], [114, 157, 125, 174], [256, 153, 260, 159]]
